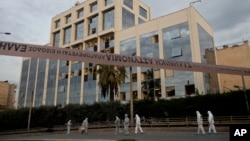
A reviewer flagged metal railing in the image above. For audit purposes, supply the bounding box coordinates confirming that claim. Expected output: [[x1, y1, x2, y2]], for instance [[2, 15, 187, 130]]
[[54, 116, 250, 130]]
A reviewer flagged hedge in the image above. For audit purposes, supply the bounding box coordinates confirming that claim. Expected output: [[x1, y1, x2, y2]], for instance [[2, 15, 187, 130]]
[[0, 90, 249, 131]]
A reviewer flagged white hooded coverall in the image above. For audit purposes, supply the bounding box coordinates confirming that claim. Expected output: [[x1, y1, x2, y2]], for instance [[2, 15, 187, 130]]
[[208, 111, 217, 133], [135, 114, 143, 134], [196, 111, 205, 135]]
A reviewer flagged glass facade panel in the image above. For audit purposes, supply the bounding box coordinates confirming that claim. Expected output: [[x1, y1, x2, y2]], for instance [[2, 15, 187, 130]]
[[75, 21, 84, 40], [122, 8, 135, 29], [18, 59, 30, 108], [26, 58, 37, 106], [64, 26, 71, 44], [162, 22, 191, 61], [35, 58, 46, 107], [83, 80, 96, 104], [120, 37, 137, 100], [139, 6, 147, 18], [138, 18, 145, 24], [88, 15, 98, 35], [55, 20, 60, 28], [162, 22, 194, 96], [123, 0, 133, 9], [53, 32, 60, 47], [57, 60, 69, 106], [140, 31, 159, 58], [120, 82, 137, 101], [77, 8, 84, 18], [103, 9, 114, 30], [46, 59, 57, 105], [120, 37, 136, 56], [90, 2, 98, 12], [105, 0, 113, 6], [198, 24, 214, 93], [69, 62, 82, 104], [66, 15, 71, 23]]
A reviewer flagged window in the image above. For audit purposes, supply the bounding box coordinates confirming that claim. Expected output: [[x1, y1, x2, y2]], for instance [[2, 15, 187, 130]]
[[120, 92, 126, 101], [105, 0, 113, 6], [66, 14, 71, 24], [75, 21, 84, 40], [103, 9, 114, 30], [53, 32, 60, 47], [88, 15, 98, 35], [55, 20, 60, 28], [122, 8, 135, 29], [123, 0, 133, 9], [90, 2, 98, 12], [166, 86, 175, 97], [152, 35, 159, 44], [170, 29, 181, 39], [139, 6, 147, 18], [64, 26, 71, 44], [165, 69, 173, 77], [140, 31, 159, 58], [77, 8, 84, 18], [138, 18, 145, 24], [59, 86, 65, 93], [171, 47, 182, 57], [74, 70, 82, 76], [185, 84, 195, 95]]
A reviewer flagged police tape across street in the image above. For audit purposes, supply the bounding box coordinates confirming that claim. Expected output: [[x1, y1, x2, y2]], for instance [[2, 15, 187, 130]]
[[1, 41, 250, 76]]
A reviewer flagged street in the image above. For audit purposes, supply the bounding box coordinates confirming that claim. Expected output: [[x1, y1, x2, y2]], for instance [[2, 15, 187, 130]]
[[0, 127, 229, 141]]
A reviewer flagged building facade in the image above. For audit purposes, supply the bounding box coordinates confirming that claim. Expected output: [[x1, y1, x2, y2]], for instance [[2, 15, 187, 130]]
[[0, 81, 16, 109], [18, 0, 214, 108], [205, 40, 250, 93]]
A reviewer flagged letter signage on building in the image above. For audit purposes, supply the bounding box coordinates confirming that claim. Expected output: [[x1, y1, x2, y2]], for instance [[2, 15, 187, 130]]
[[1, 41, 250, 76]]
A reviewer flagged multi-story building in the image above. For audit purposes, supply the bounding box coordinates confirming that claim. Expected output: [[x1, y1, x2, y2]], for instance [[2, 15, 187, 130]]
[[205, 40, 250, 93], [18, 0, 214, 108], [0, 81, 16, 109]]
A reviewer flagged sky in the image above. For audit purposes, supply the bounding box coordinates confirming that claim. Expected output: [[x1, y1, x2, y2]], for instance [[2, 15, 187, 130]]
[[0, 0, 250, 88]]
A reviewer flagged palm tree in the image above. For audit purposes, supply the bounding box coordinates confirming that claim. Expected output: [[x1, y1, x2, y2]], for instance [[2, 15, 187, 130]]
[[97, 65, 127, 101]]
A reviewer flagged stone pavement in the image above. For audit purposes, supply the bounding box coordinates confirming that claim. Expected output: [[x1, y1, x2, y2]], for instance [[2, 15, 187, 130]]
[[0, 127, 229, 141]]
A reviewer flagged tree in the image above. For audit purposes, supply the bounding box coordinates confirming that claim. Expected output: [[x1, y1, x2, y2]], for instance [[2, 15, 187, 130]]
[[97, 65, 127, 101]]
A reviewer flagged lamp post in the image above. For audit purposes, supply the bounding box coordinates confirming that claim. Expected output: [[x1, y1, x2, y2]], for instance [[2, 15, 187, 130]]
[[190, 0, 201, 6], [130, 53, 136, 126], [27, 91, 34, 131], [234, 75, 250, 116], [0, 32, 11, 35]]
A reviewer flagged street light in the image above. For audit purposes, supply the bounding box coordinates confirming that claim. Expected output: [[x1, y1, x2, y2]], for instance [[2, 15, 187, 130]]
[[130, 53, 136, 126], [234, 75, 250, 117], [190, 0, 201, 6], [0, 32, 11, 35], [27, 91, 34, 131]]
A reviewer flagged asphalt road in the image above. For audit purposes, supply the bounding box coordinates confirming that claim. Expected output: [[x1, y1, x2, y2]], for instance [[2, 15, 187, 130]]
[[0, 127, 229, 141]]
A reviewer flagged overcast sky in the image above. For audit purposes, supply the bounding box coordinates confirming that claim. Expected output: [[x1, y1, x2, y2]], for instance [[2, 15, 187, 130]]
[[1, 0, 250, 88]]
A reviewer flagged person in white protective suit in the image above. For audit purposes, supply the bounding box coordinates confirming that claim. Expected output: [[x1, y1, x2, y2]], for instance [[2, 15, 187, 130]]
[[124, 114, 130, 135], [135, 114, 143, 134], [196, 111, 205, 135], [66, 120, 72, 134], [82, 118, 88, 134], [114, 116, 121, 135], [207, 111, 217, 133]]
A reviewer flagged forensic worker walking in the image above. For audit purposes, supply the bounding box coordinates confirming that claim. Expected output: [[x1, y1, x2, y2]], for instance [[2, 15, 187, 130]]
[[66, 120, 72, 134], [124, 114, 129, 135], [208, 111, 217, 133], [196, 111, 205, 135], [135, 114, 143, 134], [114, 116, 121, 135], [82, 118, 88, 134]]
